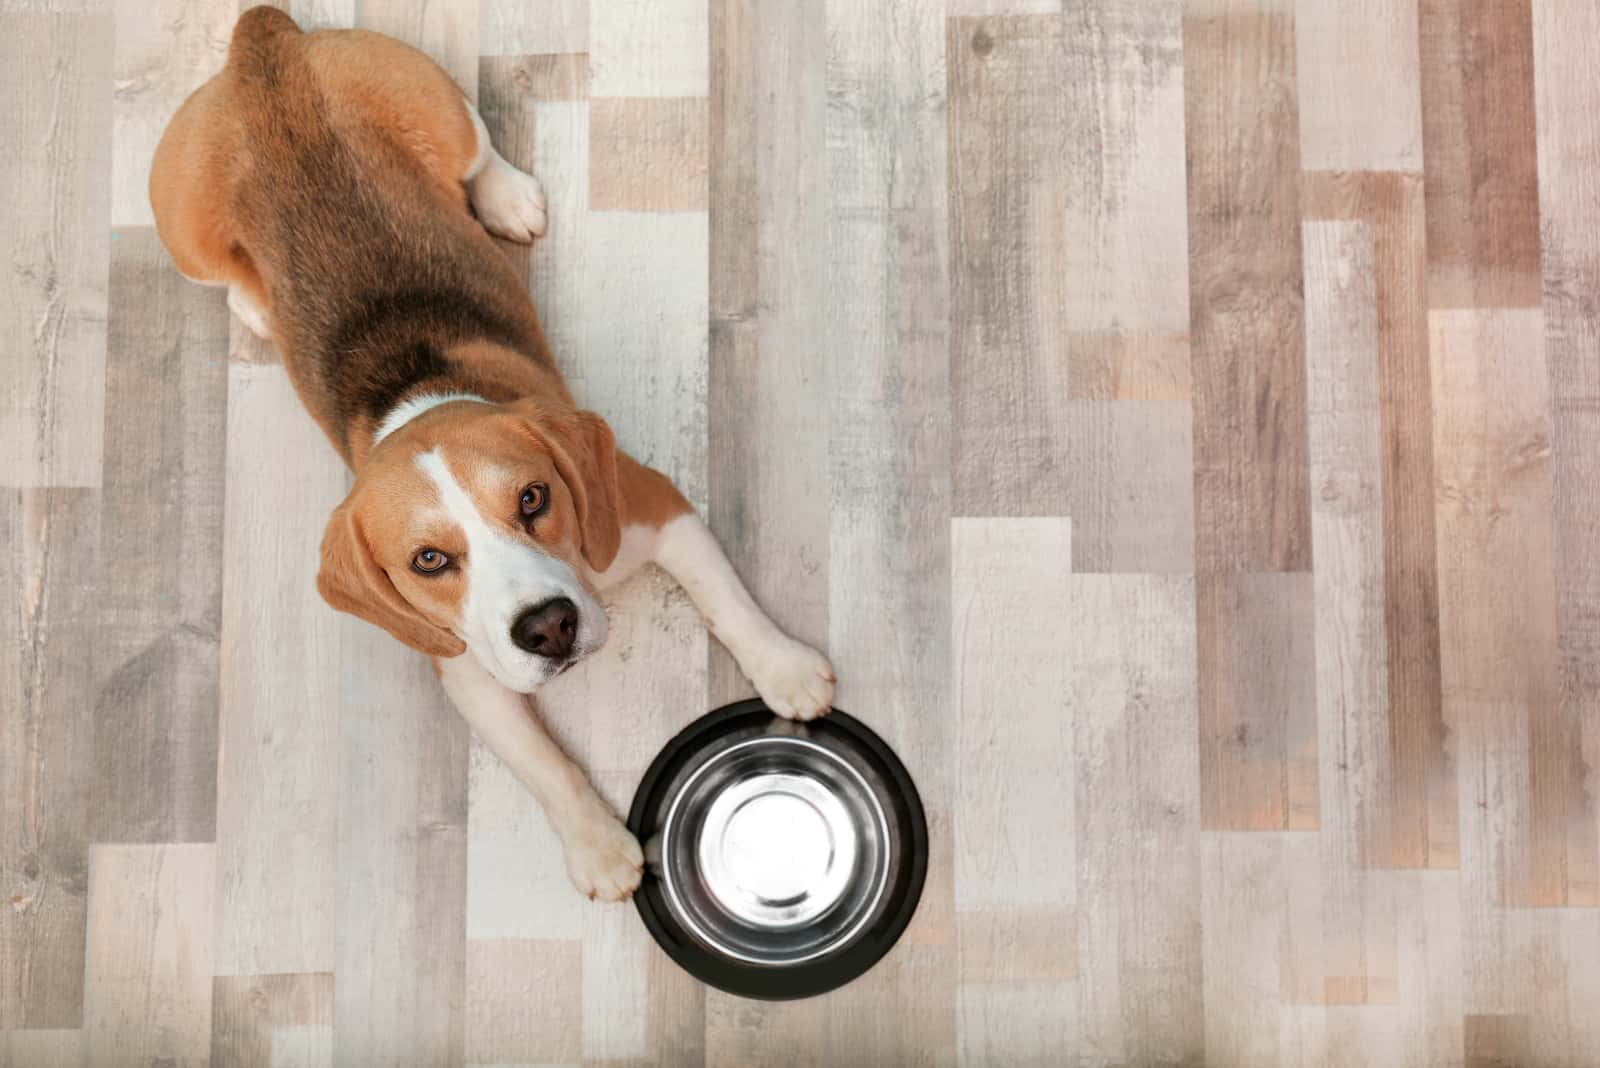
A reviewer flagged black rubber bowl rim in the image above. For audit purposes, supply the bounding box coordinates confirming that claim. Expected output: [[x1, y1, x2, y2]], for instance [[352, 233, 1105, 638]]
[[627, 699, 929, 1001]]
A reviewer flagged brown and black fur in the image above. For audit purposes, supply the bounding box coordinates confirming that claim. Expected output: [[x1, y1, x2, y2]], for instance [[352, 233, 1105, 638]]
[[150, 6, 567, 468]]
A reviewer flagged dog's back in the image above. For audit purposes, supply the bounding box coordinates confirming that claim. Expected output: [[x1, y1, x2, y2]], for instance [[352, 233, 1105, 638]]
[[150, 7, 554, 460]]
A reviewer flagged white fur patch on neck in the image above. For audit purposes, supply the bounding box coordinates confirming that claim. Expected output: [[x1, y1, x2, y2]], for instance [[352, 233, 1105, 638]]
[[372, 392, 487, 447]]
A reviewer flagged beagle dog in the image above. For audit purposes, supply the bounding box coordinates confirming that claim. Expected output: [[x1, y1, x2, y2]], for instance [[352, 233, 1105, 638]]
[[150, 7, 835, 901]]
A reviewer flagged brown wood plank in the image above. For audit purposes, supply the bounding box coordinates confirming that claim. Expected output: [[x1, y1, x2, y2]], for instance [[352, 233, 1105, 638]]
[[1302, 170, 1455, 870], [948, 14, 1070, 516], [1417, 0, 1543, 307], [92, 228, 228, 844], [0, 12, 112, 488], [1184, 0, 1312, 573], [1197, 572, 1319, 830], [0, 490, 98, 1030], [210, 973, 334, 1066]]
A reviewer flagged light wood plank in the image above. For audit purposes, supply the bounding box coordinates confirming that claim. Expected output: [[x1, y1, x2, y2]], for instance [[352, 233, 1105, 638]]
[[706, 0, 830, 708], [214, 362, 344, 976], [1, 489, 99, 1029], [93, 228, 228, 844], [590, 0, 707, 97], [1197, 572, 1319, 831], [110, 0, 232, 229], [1202, 832, 1289, 1067], [1, 13, 111, 488], [1431, 309, 1590, 905], [951, 519, 1078, 1063], [1302, 219, 1400, 1003], [952, 518, 1073, 910], [82, 844, 215, 1068], [822, 0, 954, 1060], [1184, 0, 1312, 572], [1531, 0, 1600, 909], [271, 1024, 333, 1068], [956, 983, 1076, 1068], [1294, 0, 1424, 170], [1418, 0, 1543, 307], [1068, 574, 1206, 1064], [332, 622, 466, 1067], [0, 1030, 84, 1068], [481, 0, 586, 55]]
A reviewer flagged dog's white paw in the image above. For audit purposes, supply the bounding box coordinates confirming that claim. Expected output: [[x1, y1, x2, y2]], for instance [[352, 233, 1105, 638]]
[[563, 815, 644, 902], [468, 159, 548, 243], [747, 636, 836, 722]]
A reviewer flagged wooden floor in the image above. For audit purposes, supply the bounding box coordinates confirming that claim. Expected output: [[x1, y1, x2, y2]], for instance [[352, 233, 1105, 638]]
[[4, 0, 1599, 1064]]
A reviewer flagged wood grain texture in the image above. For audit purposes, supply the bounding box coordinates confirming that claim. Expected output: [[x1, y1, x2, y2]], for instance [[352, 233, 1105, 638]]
[[705, 0, 830, 707], [82, 844, 215, 1068], [590, 97, 708, 212], [1531, 1, 1600, 906], [947, 518, 1075, 1010], [1198, 572, 1319, 831], [949, 14, 1069, 515], [822, 0, 954, 1062], [1302, 221, 1401, 1005], [92, 228, 228, 845], [1, 13, 110, 489], [462, 939, 581, 1064], [1294, 0, 1424, 171], [2, 488, 98, 1030], [210, 973, 334, 1067], [214, 363, 344, 976], [591, 0, 708, 97], [481, 0, 586, 55], [1431, 309, 1594, 907], [333, 624, 466, 1066], [0, 1030, 84, 1068], [1184, 0, 1312, 573], [1418, 0, 1543, 308], [1070, 574, 1205, 1065], [1301, 170, 1455, 870]]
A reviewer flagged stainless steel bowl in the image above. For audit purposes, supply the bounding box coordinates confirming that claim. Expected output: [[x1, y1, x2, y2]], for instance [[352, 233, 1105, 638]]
[[628, 701, 927, 1000]]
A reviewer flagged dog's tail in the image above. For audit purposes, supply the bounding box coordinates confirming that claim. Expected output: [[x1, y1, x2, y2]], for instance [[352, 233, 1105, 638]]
[[228, 5, 304, 82]]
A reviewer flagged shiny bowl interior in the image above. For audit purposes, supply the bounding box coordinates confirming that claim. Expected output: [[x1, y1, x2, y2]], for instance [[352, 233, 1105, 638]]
[[629, 701, 927, 1000]]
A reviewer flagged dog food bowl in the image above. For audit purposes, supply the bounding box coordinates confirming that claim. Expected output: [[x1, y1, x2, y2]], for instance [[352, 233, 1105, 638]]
[[627, 699, 927, 1000]]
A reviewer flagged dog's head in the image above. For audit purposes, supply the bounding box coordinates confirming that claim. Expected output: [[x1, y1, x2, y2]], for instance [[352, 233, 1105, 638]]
[[317, 398, 621, 692]]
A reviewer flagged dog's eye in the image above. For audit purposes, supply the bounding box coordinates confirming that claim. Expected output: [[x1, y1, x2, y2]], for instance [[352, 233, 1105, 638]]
[[520, 482, 549, 521], [412, 548, 449, 574]]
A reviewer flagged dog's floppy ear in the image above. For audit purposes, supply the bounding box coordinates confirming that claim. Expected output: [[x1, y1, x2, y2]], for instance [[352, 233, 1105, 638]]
[[513, 402, 622, 572], [317, 494, 466, 658]]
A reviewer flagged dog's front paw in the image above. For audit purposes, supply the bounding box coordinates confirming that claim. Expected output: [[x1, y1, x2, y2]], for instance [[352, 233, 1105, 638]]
[[469, 159, 548, 242], [562, 815, 644, 902], [746, 636, 836, 722]]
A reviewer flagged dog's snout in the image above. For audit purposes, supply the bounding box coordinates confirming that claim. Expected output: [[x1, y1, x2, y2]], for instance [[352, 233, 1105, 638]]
[[510, 597, 579, 659]]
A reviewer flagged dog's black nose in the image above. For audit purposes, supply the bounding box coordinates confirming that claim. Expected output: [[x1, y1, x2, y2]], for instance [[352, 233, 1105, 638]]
[[510, 597, 579, 659]]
